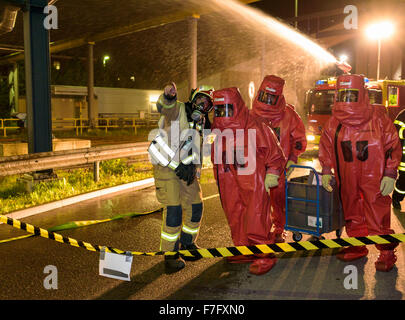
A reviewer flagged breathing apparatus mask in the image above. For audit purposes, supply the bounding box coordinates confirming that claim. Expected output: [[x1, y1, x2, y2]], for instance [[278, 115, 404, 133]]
[[189, 86, 214, 122]]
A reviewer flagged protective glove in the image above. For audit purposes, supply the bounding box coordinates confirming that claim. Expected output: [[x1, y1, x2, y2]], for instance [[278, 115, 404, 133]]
[[174, 162, 187, 180], [380, 176, 395, 196], [164, 82, 177, 100], [196, 167, 201, 179], [265, 174, 279, 193], [286, 160, 296, 178], [175, 162, 196, 186], [187, 165, 197, 185], [321, 174, 333, 192]]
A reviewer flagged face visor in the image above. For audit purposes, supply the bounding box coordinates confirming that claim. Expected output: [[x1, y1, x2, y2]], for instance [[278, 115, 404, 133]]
[[214, 104, 234, 117], [258, 90, 279, 106], [337, 89, 359, 103]]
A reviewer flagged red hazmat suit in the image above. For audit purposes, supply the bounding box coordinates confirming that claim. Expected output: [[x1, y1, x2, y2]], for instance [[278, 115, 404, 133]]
[[251, 75, 307, 238], [319, 74, 401, 269], [211, 87, 286, 274]]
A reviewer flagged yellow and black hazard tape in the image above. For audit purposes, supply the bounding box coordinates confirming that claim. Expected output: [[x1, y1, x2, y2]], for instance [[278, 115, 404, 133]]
[[1, 214, 405, 257], [0, 208, 163, 244]]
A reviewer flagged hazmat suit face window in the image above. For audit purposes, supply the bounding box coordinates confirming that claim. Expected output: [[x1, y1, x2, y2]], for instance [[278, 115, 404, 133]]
[[258, 90, 279, 106], [337, 89, 359, 103], [214, 104, 234, 117]]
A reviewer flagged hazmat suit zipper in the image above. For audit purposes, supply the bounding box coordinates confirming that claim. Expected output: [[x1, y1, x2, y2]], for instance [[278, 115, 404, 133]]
[[334, 123, 344, 213]]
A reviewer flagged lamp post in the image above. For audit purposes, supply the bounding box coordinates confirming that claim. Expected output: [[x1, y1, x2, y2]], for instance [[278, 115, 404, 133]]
[[248, 81, 255, 109], [365, 21, 395, 80]]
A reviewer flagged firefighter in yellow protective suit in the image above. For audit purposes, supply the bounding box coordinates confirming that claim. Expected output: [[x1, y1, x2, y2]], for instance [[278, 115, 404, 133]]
[[392, 109, 405, 210], [148, 82, 214, 273]]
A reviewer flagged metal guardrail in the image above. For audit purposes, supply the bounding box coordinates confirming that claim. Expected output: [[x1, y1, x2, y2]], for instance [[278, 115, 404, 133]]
[[53, 116, 160, 136], [0, 118, 21, 137], [0, 115, 161, 137], [0, 142, 150, 177]]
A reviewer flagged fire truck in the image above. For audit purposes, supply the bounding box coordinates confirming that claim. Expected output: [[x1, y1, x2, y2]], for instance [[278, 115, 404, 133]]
[[304, 77, 405, 147]]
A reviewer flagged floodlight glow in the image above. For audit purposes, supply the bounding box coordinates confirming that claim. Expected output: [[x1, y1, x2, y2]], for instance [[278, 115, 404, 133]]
[[366, 21, 395, 40], [149, 95, 159, 103], [306, 135, 316, 142], [339, 55, 348, 63]]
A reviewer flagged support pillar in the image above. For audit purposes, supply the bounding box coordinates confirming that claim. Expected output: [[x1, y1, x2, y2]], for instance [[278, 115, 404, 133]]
[[13, 63, 19, 113], [93, 161, 100, 182], [87, 42, 95, 129], [23, 0, 52, 154], [188, 14, 199, 93], [261, 36, 265, 80], [377, 39, 381, 81], [8, 62, 19, 114], [401, 46, 405, 80]]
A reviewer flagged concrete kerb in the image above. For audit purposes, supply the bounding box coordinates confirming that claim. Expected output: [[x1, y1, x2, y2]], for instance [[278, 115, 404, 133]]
[[4, 178, 155, 221]]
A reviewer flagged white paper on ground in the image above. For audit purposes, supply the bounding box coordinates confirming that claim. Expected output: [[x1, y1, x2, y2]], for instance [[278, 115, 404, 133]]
[[99, 248, 133, 281]]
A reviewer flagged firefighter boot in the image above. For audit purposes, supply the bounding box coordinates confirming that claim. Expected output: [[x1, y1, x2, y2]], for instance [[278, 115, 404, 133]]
[[274, 231, 285, 243], [375, 250, 397, 272], [392, 190, 403, 210], [392, 198, 402, 210], [164, 253, 185, 274], [336, 246, 368, 262], [181, 243, 203, 262]]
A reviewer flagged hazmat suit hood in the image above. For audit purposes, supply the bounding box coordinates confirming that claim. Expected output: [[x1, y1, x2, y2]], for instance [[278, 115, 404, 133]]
[[332, 74, 372, 127], [212, 87, 249, 131], [252, 75, 287, 121]]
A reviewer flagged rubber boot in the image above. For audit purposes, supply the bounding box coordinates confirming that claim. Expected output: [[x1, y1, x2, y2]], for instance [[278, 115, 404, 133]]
[[375, 250, 397, 272], [181, 243, 203, 262], [164, 253, 185, 274], [249, 254, 277, 275], [336, 246, 368, 262], [274, 232, 285, 243]]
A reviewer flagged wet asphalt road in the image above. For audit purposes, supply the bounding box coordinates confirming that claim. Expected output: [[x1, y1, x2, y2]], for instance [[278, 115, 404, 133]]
[[0, 164, 405, 300]]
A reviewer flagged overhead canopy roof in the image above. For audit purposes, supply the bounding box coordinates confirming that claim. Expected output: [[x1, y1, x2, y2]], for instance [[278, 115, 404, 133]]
[[0, 0, 261, 60], [1, 0, 279, 90], [1, 0, 371, 92]]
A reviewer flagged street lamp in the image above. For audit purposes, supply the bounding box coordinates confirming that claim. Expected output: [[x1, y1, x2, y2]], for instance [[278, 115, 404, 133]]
[[248, 81, 255, 109], [365, 21, 395, 80], [103, 55, 110, 66]]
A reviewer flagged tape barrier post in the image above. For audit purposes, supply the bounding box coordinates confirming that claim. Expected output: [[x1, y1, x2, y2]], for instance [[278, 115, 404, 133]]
[[1, 213, 405, 258]]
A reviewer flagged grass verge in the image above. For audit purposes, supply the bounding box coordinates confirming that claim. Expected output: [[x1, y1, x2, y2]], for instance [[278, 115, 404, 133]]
[[0, 159, 154, 214], [0, 158, 216, 215]]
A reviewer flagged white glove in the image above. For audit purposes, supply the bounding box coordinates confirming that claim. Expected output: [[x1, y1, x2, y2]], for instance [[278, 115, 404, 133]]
[[380, 176, 395, 196], [322, 174, 333, 192], [265, 174, 279, 193], [286, 160, 296, 178]]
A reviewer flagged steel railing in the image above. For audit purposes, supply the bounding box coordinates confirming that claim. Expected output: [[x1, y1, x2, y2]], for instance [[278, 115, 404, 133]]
[[0, 142, 151, 178], [0, 116, 160, 137], [0, 119, 21, 137]]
